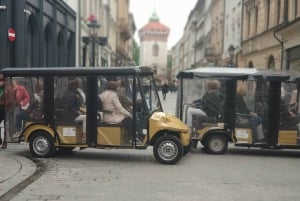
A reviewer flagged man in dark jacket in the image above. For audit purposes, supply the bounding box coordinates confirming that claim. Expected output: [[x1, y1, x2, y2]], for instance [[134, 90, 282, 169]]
[[201, 80, 224, 117], [161, 83, 169, 100]]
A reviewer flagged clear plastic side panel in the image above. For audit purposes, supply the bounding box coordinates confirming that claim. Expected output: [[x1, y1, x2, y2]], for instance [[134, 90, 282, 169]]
[[138, 76, 160, 142], [280, 82, 300, 145], [235, 81, 268, 144], [140, 76, 161, 113], [4, 77, 44, 142], [97, 75, 136, 146], [183, 78, 226, 133], [54, 76, 87, 144]]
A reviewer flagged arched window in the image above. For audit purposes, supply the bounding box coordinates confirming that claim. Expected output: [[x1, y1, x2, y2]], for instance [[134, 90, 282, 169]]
[[57, 30, 64, 67], [26, 15, 38, 67], [267, 55, 275, 69], [152, 43, 159, 57], [248, 60, 254, 68], [67, 33, 75, 66], [44, 23, 53, 67]]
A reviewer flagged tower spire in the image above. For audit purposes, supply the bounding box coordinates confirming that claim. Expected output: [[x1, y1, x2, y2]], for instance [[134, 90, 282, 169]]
[[149, 7, 159, 22]]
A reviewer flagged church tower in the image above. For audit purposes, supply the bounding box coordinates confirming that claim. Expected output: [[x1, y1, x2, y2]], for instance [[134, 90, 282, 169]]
[[138, 10, 170, 84]]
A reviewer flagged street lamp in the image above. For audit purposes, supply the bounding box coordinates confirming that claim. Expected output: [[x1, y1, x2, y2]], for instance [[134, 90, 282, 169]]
[[227, 45, 235, 67], [86, 15, 101, 67]]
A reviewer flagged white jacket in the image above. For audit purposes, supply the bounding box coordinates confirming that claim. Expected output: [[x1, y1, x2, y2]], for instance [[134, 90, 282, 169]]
[[99, 90, 131, 124]]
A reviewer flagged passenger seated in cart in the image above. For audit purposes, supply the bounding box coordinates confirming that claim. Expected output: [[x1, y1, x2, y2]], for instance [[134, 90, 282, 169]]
[[99, 81, 133, 142], [201, 80, 224, 117], [236, 86, 264, 143], [63, 80, 82, 120], [186, 80, 224, 131], [280, 98, 300, 132]]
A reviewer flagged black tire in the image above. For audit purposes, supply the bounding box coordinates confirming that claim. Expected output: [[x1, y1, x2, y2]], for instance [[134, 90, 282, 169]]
[[183, 139, 192, 156], [204, 134, 228, 154], [29, 131, 56, 158], [153, 135, 183, 164], [58, 147, 75, 153], [192, 139, 198, 149]]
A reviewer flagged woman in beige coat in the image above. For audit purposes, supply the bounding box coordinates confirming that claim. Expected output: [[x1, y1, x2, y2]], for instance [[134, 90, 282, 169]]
[[99, 81, 133, 141]]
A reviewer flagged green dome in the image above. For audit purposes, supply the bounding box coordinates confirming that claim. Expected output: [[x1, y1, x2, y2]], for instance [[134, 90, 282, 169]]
[[149, 10, 160, 22]]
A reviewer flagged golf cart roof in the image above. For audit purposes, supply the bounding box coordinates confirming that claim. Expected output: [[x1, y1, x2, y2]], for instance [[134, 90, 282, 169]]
[[1, 66, 154, 77], [176, 67, 299, 82]]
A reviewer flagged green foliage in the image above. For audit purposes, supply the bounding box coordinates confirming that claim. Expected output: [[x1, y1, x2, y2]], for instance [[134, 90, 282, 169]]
[[133, 40, 140, 65]]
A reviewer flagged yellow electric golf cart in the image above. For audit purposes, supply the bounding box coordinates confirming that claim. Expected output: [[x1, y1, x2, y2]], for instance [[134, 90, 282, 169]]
[[2, 66, 190, 164], [176, 67, 300, 154]]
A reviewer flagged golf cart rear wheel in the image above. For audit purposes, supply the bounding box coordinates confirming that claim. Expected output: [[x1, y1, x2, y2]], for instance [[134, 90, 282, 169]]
[[29, 131, 56, 158], [205, 134, 228, 154], [192, 139, 198, 149]]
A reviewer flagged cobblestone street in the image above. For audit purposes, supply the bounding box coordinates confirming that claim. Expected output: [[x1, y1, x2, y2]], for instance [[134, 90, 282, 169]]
[[1, 92, 300, 201]]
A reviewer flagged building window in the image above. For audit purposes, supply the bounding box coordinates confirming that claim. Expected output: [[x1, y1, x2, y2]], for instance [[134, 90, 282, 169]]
[[255, 6, 259, 34], [57, 31, 64, 66], [67, 33, 75, 66], [152, 43, 159, 57], [267, 55, 275, 69], [26, 15, 38, 67], [287, 45, 300, 70], [287, 0, 298, 20], [265, 0, 270, 29], [277, 0, 281, 25], [247, 10, 251, 38], [44, 23, 53, 67], [26, 19, 33, 67], [248, 60, 254, 68], [296, 0, 299, 17]]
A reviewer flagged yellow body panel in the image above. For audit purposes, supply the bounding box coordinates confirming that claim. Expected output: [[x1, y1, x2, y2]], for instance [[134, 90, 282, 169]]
[[197, 124, 224, 139], [56, 126, 83, 144], [278, 130, 297, 145], [24, 112, 190, 147], [97, 127, 125, 145], [23, 123, 55, 142], [149, 112, 190, 146], [234, 128, 252, 143]]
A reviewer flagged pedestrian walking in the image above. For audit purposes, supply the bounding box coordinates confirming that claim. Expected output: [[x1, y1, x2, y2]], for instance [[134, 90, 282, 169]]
[[0, 74, 5, 146], [161, 83, 169, 101], [0, 74, 7, 149]]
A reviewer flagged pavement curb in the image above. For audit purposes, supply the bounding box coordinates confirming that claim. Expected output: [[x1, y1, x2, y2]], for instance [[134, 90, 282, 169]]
[[0, 153, 36, 198]]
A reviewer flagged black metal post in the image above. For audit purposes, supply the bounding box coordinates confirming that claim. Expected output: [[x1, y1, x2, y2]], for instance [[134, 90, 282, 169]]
[[91, 37, 95, 67]]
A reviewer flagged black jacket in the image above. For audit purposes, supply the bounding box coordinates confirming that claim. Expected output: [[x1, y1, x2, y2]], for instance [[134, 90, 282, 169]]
[[202, 90, 224, 117]]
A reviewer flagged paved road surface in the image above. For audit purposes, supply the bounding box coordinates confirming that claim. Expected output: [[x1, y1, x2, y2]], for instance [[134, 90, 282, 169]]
[[7, 144, 300, 201], [2, 92, 300, 201]]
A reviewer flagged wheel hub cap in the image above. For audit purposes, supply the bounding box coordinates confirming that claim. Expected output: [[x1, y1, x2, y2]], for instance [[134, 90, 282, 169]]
[[158, 141, 178, 161], [33, 136, 50, 155]]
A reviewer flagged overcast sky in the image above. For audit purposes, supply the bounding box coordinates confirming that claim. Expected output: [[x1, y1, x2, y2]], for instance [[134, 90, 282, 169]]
[[130, 0, 197, 49]]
